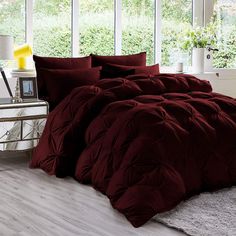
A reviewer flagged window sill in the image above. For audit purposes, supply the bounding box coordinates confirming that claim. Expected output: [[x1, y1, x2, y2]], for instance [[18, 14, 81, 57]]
[[160, 66, 236, 80]]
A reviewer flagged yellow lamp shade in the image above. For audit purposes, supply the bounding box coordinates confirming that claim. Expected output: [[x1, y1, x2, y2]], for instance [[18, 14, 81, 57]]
[[14, 44, 32, 58], [14, 44, 32, 70]]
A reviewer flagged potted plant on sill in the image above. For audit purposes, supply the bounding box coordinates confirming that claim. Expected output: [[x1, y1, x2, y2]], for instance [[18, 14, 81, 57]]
[[182, 23, 216, 73]]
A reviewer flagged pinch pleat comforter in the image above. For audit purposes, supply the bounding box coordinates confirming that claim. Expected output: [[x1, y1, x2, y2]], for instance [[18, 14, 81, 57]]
[[30, 74, 236, 227]]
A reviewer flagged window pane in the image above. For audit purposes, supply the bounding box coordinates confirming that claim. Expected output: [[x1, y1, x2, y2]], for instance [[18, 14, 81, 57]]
[[79, 0, 114, 56], [162, 0, 192, 68], [212, 0, 236, 68], [33, 0, 71, 57], [122, 0, 155, 65], [0, 0, 25, 45]]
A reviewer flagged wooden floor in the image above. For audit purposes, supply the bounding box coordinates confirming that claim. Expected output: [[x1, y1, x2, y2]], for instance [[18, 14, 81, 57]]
[[0, 152, 186, 236]]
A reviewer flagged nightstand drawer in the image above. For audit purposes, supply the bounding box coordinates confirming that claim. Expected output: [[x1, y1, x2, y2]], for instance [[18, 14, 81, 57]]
[[0, 106, 48, 119]]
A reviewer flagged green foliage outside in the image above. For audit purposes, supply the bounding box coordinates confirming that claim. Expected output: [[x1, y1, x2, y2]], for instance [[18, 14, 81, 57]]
[[0, 0, 25, 45], [33, 27, 71, 57], [122, 28, 154, 65], [213, 30, 236, 68], [0, 0, 24, 21], [0, 0, 236, 68], [79, 10, 114, 56], [162, 0, 192, 22], [161, 21, 192, 66], [79, 0, 113, 13], [33, 0, 70, 16], [80, 26, 114, 56], [33, 9, 71, 57]]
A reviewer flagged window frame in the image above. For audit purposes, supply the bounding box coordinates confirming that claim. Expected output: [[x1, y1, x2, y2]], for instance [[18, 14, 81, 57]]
[[25, 0, 159, 59], [26, 0, 33, 46], [114, 0, 122, 55], [72, 0, 79, 57], [155, 0, 162, 64]]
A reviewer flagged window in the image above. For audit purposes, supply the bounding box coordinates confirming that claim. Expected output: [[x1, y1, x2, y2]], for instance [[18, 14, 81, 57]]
[[79, 0, 114, 56], [0, 0, 25, 46], [122, 0, 155, 65], [33, 0, 71, 57], [212, 0, 236, 69], [161, 0, 192, 69], [1, 0, 235, 73]]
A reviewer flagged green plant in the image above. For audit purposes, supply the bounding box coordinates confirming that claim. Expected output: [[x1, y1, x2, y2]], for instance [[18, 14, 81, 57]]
[[182, 23, 216, 51]]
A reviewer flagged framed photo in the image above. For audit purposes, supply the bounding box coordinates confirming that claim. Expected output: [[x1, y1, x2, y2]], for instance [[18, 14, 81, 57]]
[[19, 77, 38, 99]]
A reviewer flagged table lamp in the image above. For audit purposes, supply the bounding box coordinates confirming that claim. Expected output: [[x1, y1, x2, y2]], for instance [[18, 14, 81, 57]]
[[0, 35, 14, 97], [14, 44, 32, 71]]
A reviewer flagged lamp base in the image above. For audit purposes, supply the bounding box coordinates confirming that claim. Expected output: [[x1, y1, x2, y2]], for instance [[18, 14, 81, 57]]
[[11, 97, 23, 103]]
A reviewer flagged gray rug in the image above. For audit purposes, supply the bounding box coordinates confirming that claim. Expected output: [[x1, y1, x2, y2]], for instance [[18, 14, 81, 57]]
[[154, 187, 236, 236]]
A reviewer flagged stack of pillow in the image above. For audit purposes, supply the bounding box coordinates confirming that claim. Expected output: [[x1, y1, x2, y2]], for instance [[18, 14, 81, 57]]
[[33, 52, 160, 110]]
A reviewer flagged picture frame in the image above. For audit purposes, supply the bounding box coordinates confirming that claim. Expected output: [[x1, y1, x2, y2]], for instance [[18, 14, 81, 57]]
[[19, 77, 38, 100]]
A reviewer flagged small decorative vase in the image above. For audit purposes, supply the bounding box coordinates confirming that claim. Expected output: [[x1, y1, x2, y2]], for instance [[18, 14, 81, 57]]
[[192, 47, 205, 73]]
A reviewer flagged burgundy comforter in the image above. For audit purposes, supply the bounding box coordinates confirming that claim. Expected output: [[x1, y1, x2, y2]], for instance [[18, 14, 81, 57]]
[[30, 74, 236, 227]]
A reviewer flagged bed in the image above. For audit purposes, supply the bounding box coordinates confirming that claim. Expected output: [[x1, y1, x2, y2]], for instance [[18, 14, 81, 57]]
[[30, 53, 236, 227]]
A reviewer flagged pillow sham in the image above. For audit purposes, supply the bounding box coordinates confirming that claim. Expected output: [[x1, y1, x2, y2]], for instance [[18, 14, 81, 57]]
[[101, 67, 135, 78], [33, 55, 92, 99], [102, 63, 160, 78], [41, 67, 101, 109], [90, 52, 146, 67]]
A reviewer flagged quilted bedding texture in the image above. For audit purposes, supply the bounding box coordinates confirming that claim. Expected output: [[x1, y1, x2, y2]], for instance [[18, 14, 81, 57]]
[[30, 74, 236, 227]]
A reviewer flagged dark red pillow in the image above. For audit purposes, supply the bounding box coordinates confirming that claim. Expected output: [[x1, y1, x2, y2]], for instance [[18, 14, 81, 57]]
[[33, 55, 92, 99], [101, 66, 135, 78], [41, 67, 101, 109], [103, 63, 160, 78], [90, 52, 146, 67]]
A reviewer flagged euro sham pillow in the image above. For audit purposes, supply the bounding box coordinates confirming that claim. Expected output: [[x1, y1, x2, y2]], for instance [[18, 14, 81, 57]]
[[90, 52, 146, 68], [41, 67, 101, 109], [102, 63, 160, 78], [33, 55, 92, 99]]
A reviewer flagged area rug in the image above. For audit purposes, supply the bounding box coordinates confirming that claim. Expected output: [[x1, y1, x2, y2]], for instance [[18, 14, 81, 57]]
[[153, 187, 236, 236]]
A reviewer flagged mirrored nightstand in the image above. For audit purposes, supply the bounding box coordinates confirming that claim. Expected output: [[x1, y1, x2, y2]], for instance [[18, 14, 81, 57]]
[[0, 98, 48, 151]]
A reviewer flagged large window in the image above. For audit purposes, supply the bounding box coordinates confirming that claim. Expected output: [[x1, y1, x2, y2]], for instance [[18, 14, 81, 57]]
[[1, 0, 236, 72], [212, 0, 236, 68], [79, 0, 114, 56], [33, 0, 71, 57], [161, 0, 192, 68], [0, 0, 25, 46], [122, 0, 155, 65]]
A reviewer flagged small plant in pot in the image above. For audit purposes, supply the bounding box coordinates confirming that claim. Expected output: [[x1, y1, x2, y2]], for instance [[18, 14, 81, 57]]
[[182, 23, 216, 73]]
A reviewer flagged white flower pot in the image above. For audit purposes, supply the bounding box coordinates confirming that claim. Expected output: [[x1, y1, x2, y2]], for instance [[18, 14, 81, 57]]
[[192, 48, 205, 73]]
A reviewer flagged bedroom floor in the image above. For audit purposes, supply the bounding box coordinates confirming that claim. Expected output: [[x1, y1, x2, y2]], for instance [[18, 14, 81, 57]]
[[0, 152, 186, 236]]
